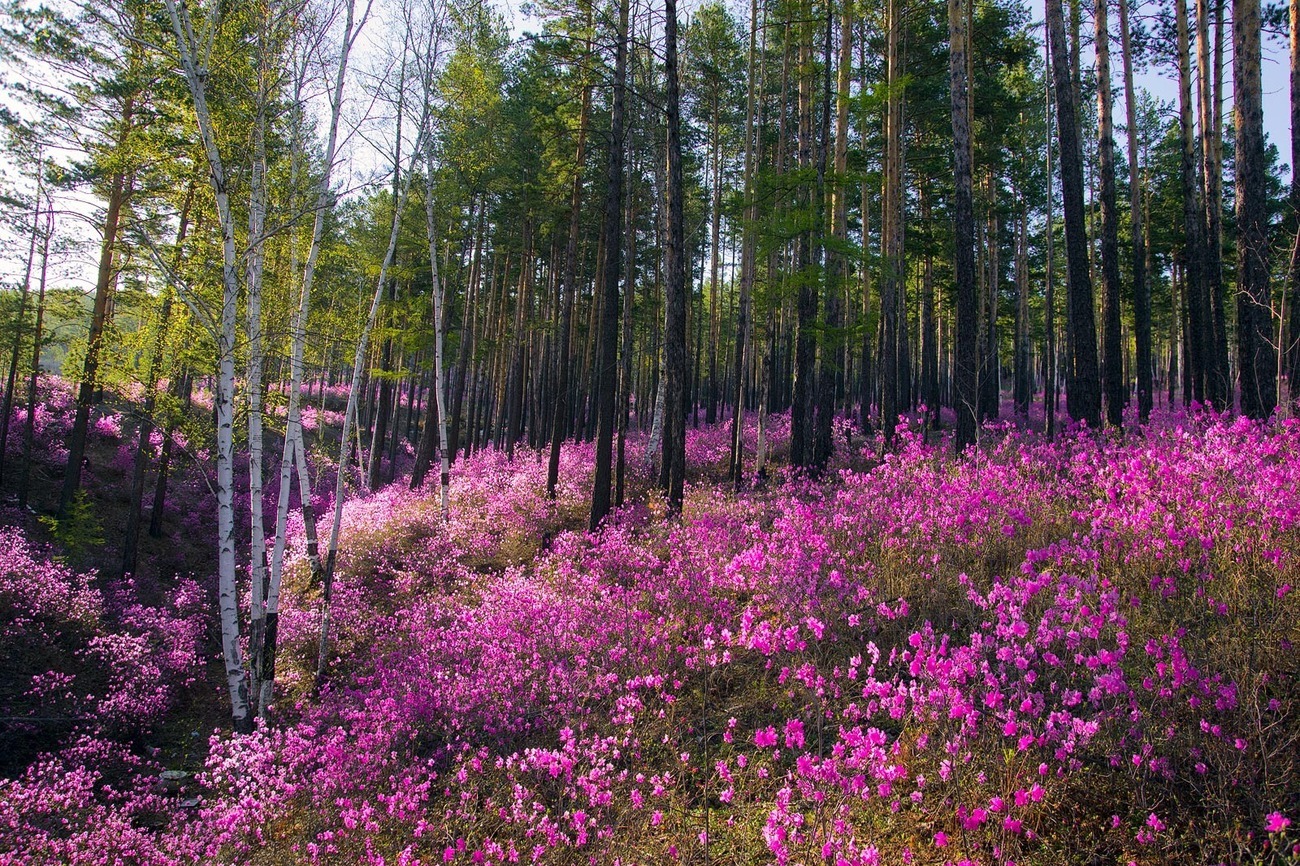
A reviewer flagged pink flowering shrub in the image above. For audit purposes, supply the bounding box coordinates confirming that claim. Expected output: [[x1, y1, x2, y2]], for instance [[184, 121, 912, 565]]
[[4, 406, 1298, 865], [0, 528, 207, 861]]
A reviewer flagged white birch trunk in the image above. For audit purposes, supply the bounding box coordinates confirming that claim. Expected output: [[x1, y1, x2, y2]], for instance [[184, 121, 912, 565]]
[[319, 74, 430, 682], [246, 58, 270, 708], [165, 0, 251, 732], [645, 366, 665, 472], [423, 142, 451, 521], [262, 0, 363, 716]]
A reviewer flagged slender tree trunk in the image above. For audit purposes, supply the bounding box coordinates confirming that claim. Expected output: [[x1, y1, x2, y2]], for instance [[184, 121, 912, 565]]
[[1176, 0, 1208, 404], [61, 102, 134, 516], [791, 7, 815, 466], [123, 183, 193, 578], [922, 192, 939, 425], [320, 68, 428, 683], [589, 0, 627, 531], [858, 25, 873, 434], [1235, 0, 1275, 417], [617, 146, 638, 508], [1289, 0, 1300, 407], [18, 204, 52, 510], [507, 218, 533, 460], [1014, 204, 1031, 417], [812, 0, 838, 470], [1096, 0, 1125, 427], [663, 0, 687, 514], [549, 78, 591, 496], [1199, 0, 1231, 408], [880, 0, 905, 444], [260, 0, 360, 716], [450, 199, 484, 460], [0, 172, 42, 484], [730, 0, 761, 486], [166, 0, 252, 731], [1118, 0, 1152, 422], [423, 139, 452, 520], [1045, 58, 1058, 437], [951, 0, 978, 451], [706, 94, 721, 427], [1046, 0, 1101, 428], [245, 53, 272, 706]]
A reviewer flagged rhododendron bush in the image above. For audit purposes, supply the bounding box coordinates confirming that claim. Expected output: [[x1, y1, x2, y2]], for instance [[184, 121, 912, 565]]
[[2, 410, 1298, 865]]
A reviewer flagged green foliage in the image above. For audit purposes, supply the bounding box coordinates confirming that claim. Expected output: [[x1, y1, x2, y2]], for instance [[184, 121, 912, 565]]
[[39, 489, 103, 561]]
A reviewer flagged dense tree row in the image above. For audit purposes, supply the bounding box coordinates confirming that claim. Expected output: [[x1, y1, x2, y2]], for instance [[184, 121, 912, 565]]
[[0, 0, 1296, 729]]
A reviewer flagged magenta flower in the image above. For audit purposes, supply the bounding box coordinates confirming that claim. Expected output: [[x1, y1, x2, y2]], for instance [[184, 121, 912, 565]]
[[1266, 812, 1292, 833]]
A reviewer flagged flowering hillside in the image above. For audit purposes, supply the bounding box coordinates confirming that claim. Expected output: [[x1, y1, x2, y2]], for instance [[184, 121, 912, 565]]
[[2, 409, 1298, 865]]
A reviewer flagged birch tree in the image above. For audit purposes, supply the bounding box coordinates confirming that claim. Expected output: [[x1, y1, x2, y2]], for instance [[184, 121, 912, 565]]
[[164, 0, 254, 732], [319, 6, 441, 682], [261, 0, 369, 717]]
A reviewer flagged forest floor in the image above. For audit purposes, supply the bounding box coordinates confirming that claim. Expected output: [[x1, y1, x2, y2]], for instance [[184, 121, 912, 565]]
[[2, 381, 1299, 865]]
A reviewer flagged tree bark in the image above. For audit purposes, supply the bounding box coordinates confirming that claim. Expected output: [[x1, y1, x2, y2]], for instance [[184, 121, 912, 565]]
[[1176, 0, 1208, 404], [61, 103, 134, 516], [589, 0, 628, 531], [951, 0, 978, 451], [1096, 0, 1125, 427], [17, 202, 52, 510], [663, 0, 687, 514], [1289, 0, 1300, 406], [1046, 0, 1101, 428], [1235, 0, 1275, 418], [1119, 0, 1152, 422], [165, 0, 251, 731], [1199, 0, 1231, 408]]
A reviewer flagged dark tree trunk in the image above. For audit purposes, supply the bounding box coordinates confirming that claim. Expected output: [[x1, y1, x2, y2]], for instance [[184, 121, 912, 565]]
[[1097, 0, 1125, 427], [589, 0, 627, 530], [663, 0, 687, 514], [1289, 0, 1300, 407], [1199, 0, 1231, 408], [1176, 0, 1208, 405], [813, 0, 837, 471], [1046, 0, 1101, 428], [951, 0, 978, 451], [1235, 0, 1276, 418], [62, 102, 134, 515], [547, 83, 591, 496], [1119, 0, 1152, 422]]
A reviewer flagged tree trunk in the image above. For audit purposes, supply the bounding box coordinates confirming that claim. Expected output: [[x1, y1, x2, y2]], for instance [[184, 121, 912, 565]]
[[1096, 0, 1125, 427], [260, 0, 358, 715], [166, 0, 251, 732], [663, 0, 687, 514], [124, 183, 193, 578], [951, 0, 978, 451], [1235, 0, 1275, 418], [1046, 0, 1101, 428], [790, 7, 815, 466], [589, 0, 627, 531], [812, 0, 839, 471], [1176, 0, 1208, 405], [730, 0, 761, 486], [1119, 0, 1152, 422], [17, 203, 52, 510], [423, 139, 452, 520], [1289, 0, 1300, 407], [61, 102, 134, 516], [1199, 0, 1231, 408], [321, 59, 427, 682], [0, 173, 42, 485]]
